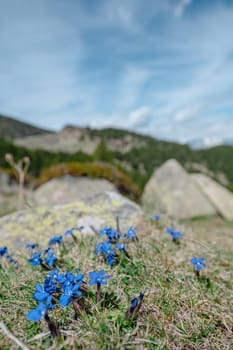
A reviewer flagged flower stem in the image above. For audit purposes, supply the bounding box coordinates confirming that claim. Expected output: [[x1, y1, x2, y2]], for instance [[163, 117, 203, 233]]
[[72, 298, 83, 315], [96, 283, 101, 303], [44, 312, 61, 338], [71, 234, 78, 244]]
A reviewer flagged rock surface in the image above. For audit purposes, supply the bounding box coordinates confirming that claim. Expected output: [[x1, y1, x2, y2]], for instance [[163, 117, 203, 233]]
[[0, 171, 19, 216], [0, 191, 142, 250], [142, 159, 217, 219], [34, 175, 117, 206], [191, 173, 233, 221]]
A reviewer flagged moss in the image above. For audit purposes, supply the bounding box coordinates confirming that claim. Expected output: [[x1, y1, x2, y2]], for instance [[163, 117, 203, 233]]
[[38, 162, 141, 199]]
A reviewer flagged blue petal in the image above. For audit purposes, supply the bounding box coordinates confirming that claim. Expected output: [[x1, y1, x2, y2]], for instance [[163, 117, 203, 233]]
[[190, 257, 198, 264], [59, 294, 71, 307], [26, 303, 46, 321]]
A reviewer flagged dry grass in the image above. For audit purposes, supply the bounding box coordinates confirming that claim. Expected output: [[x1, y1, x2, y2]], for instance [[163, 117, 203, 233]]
[[0, 217, 232, 349]]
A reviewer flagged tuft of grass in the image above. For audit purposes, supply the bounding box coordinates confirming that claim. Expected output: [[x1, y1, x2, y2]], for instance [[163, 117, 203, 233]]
[[0, 218, 232, 349]]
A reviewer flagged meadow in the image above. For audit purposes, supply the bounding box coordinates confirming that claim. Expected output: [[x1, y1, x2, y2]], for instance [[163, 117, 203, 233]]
[[0, 216, 232, 350]]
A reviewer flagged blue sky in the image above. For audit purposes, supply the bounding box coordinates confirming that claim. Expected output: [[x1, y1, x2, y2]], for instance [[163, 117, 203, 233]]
[[0, 0, 233, 144]]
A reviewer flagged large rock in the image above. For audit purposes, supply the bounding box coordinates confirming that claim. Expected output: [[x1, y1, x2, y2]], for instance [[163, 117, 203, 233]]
[[191, 173, 233, 221], [0, 191, 142, 250], [0, 171, 19, 216], [34, 176, 117, 206], [0, 171, 18, 195], [142, 159, 216, 219]]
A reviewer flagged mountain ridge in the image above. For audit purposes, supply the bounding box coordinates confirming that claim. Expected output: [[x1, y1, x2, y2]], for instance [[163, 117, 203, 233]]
[[0, 114, 232, 192], [0, 114, 53, 139]]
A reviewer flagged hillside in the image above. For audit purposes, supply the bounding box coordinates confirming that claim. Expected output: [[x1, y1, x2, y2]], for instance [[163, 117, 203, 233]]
[[0, 116, 233, 192], [0, 114, 52, 139]]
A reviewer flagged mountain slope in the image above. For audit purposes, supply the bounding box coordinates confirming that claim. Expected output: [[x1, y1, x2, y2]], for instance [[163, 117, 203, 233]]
[[0, 116, 232, 192], [0, 114, 52, 139]]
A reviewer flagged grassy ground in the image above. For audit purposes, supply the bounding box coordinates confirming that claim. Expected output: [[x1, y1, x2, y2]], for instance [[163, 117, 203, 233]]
[[0, 217, 232, 349]]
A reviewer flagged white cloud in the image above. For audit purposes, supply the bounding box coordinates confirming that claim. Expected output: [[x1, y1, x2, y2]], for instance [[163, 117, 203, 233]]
[[173, 0, 192, 17], [174, 103, 208, 122], [128, 106, 153, 128], [0, 0, 233, 143]]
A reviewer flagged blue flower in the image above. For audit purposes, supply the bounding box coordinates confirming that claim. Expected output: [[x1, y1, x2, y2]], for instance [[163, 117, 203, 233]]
[[99, 227, 121, 240], [48, 235, 63, 246], [74, 271, 85, 284], [166, 227, 175, 234], [33, 284, 50, 302], [0, 246, 8, 257], [129, 292, 144, 313], [48, 269, 60, 281], [6, 255, 17, 265], [95, 241, 115, 256], [166, 228, 183, 240], [59, 282, 82, 307], [99, 226, 111, 236], [190, 257, 206, 271], [172, 231, 183, 239], [56, 272, 67, 286], [26, 243, 39, 249], [44, 251, 57, 267], [28, 252, 42, 266], [106, 255, 115, 266], [95, 242, 105, 255], [88, 270, 111, 286], [152, 214, 160, 220], [44, 276, 58, 294], [27, 296, 54, 322], [116, 243, 126, 251], [125, 226, 137, 240], [27, 302, 47, 322], [64, 229, 73, 236]]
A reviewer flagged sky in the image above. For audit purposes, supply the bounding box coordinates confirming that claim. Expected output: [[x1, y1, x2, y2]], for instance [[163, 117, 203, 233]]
[[0, 0, 233, 145]]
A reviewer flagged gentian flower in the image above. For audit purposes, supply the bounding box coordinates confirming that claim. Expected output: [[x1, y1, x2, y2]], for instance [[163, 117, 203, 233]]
[[64, 229, 73, 236], [166, 227, 175, 234], [128, 292, 144, 316], [166, 228, 183, 240], [125, 226, 138, 240], [33, 283, 50, 302], [152, 214, 160, 220], [28, 252, 42, 266], [116, 243, 126, 251], [48, 235, 63, 246], [88, 270, 111, 286], [0, 246, 8, 256], [6, 255, 17, 265], [27, 302, 47, 322], [88, 270, 111, 303], [99, 226, 111, 236], [99, 227, 121, 241], [172, 231, 183, 239], [26, 243, 39, 249], [56, 272, 67, 286], [48, 268, 60, 281], [44, 251, 57, 267], [190, 257, 206, 271], [116, 242, 130, 258], [64, 228, 79, 243], [27, 296, 54, 322], [95, 241, 115, 256], [106, 255, 115, 266], [43, 276, 58, 294], [59, 282, 82, 307]]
